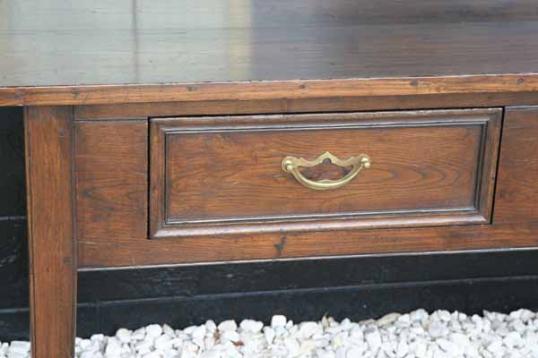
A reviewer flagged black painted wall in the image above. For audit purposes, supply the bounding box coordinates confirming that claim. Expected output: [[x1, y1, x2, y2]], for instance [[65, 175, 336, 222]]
[[1, 107, 538, 341]]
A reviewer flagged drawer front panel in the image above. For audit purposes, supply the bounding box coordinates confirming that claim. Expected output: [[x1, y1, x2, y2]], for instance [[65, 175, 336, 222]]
[[150, 109, 501, 238]]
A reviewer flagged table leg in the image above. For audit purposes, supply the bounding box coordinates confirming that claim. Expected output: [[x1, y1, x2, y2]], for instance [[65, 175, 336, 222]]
[[25, 106, 77, 358]]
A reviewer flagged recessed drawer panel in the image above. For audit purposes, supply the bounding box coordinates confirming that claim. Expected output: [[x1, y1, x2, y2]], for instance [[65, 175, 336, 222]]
[[150, 109, 501, 238]]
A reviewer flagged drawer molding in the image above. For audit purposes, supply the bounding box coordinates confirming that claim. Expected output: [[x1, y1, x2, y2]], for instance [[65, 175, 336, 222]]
[[150, 109, 501, 239]]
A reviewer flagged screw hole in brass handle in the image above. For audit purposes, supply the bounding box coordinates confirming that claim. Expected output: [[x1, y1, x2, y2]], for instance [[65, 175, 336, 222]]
[[281, 151, 371, 191]]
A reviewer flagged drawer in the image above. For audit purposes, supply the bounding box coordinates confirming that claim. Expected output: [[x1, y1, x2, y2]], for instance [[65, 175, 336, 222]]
[[150, 109, 501, 239]]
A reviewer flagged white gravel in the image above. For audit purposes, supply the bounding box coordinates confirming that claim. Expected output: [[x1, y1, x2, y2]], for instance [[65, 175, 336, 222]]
[[2, 309, 538, 357]]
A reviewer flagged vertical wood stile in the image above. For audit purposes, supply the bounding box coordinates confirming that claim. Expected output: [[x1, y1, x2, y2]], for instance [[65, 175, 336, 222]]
[[25, 106, 77, 358]]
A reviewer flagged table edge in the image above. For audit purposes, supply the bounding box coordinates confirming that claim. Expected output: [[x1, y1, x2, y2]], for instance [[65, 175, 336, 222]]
[[2, 73, 538, 107]]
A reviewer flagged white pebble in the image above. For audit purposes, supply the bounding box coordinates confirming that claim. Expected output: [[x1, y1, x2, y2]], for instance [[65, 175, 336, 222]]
[[240, 319, 263, 333], [145, 324, 163, 338], [364, 327, 382, 351], [132, 327, 146, 341], [271, 315, 287, 328], [103, 337, 121, 357], [162, 324, 174, 337], [205, 320, 217, 333], [115, 328, 131, 343], [141, 352, 161, 358], [220, 330, 240, 343], [7, 341, 30, 355], [90, 334, 105, 342], [191, 325, 206, 340], [154, 334, 172, 350], [217, 320, 237, 332], [264, 327, 276, 344], [298, 321, 322, 339], [377, 312, 401, 326]]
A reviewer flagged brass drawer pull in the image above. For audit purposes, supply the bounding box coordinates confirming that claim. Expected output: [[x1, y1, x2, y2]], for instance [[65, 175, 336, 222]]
[[282, 151, 371, 191]]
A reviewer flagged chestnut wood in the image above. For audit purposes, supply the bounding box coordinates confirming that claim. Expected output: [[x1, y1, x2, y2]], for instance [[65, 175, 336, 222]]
[[75, 92, 538, 121], [25, 107, 76, 358], [69, 101, 538, 270], [75, 120, 148, 247], [150, 109, 501, 238], [79, 223, 538, 268], [3, 75, 538, 107], [3, 0, 538, 106], [494, 106, 538, 223]]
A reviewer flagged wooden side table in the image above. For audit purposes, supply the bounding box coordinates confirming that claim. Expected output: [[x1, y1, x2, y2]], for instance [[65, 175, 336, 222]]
[[2, 1, 538, 356]]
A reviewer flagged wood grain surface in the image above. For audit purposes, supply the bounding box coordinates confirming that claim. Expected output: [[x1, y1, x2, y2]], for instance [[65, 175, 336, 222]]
[[2, 0, 538, 105], [494, 106, 538, 223], [79, 222, 538, 268], [75, 92, 538, 121], [25, 107, 76, 358], [75, 120, 148, 249], [150, 109, 501, 237]]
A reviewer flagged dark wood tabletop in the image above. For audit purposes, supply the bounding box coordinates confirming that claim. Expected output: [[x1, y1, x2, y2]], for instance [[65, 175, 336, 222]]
[[2, 0, 538, 106]]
